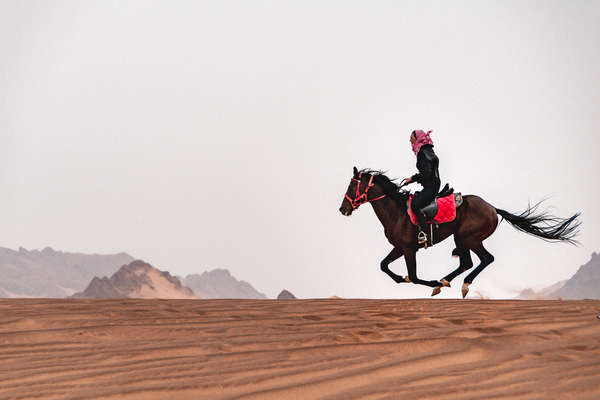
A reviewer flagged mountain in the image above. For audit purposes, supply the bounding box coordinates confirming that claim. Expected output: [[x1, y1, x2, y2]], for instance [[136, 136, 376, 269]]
[[72, 260, 197, 299], [0, 246, 134, 297], [553, 252, 600, 299], [516, 252, 600, 300], [277, 289, 296, 299], [182, 269, 267, 299], [516, 280, 566, 300]]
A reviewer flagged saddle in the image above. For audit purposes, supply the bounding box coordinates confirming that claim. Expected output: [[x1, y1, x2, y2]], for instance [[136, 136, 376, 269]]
[[407, 184, 464, 225]]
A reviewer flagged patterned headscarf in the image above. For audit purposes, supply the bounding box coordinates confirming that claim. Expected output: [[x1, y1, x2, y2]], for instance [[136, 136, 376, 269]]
[[411, 130, 434, 156]]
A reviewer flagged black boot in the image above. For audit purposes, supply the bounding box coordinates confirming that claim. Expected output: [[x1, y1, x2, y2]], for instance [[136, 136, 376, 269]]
[[416, 212, 429, 246]]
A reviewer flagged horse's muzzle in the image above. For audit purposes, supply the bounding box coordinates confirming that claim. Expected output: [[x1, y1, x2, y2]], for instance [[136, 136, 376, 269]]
[[339, 206, 353, 216]]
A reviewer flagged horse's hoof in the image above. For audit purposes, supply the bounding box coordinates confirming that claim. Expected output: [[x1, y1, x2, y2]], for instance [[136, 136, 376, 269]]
[[462, 283, 470, 299], [441, 279, 451, 288], [404, 276, 411, 283], [431, 287, 441, 297]]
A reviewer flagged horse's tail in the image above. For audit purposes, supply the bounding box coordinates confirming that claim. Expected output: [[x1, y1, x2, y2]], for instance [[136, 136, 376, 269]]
[[495, 201, 581, 245]]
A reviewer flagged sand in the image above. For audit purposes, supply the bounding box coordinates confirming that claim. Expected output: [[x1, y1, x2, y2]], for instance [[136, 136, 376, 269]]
[[0, 298, 599, 400]]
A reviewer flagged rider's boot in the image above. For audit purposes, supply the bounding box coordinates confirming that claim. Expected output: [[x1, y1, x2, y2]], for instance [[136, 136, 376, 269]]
[[416, 212, 429, 247]]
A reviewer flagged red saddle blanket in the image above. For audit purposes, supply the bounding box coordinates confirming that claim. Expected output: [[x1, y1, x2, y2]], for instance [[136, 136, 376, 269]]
[[408, 193, 457, 225]]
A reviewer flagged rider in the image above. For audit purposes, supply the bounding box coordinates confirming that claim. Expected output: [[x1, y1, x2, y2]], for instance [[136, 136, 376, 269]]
[[404, 130, 440, 245]]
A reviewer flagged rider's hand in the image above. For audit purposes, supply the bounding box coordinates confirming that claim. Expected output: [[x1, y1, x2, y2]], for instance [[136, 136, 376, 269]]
[[404, 178, 413, 184]]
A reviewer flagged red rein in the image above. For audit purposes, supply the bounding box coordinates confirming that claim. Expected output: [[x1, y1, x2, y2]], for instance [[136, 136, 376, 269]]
[[345, 173, 387, 209]]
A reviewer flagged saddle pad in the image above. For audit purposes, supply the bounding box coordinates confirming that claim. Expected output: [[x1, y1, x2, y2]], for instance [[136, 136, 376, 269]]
[[408, 193, 458, 225]]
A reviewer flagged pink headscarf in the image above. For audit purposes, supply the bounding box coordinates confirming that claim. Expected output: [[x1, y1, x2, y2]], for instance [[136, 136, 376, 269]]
[[411, 130, 434, 155]]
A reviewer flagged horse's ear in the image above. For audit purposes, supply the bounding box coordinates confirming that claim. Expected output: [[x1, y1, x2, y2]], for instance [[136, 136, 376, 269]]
[[353, 166, 358, 177]]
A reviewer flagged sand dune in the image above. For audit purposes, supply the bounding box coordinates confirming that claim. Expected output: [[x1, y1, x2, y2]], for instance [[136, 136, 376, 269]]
[[1, 299, 599, 399]]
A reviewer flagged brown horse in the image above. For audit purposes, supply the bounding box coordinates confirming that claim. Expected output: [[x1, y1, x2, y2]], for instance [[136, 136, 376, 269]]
[[339, 167, 580, 298]]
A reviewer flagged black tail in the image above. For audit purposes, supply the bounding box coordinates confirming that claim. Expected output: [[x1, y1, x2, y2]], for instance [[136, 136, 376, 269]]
[[495, 201, 581, 245]]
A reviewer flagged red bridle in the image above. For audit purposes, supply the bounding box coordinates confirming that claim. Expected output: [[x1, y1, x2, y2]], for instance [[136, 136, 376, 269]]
[[345, 173, 387, 210]]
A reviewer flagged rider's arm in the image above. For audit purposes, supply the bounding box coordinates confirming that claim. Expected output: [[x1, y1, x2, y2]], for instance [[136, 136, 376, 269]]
[[410, 148, 427, 183], [410, 172, 422, 183], [414, 147, 437, 183]]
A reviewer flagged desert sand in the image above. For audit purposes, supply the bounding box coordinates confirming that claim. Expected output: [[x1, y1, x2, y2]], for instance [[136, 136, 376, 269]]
[[1, 298, 599, 400]]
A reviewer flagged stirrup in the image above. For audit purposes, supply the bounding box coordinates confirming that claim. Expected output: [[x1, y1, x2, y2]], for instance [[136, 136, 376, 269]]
[[417, 230, 428, 245]]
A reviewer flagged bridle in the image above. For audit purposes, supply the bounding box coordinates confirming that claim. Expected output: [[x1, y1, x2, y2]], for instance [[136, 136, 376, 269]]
[[345, 173, 387, 210]]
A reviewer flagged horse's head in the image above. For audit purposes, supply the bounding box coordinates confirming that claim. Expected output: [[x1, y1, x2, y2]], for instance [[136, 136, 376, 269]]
[[339, 167, 386, 216]]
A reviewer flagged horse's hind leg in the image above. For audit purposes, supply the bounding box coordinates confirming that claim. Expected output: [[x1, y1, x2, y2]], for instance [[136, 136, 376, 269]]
[[461, 243, 495, 298], [431, 237, 474, 296], [442, 248, 473, 283]]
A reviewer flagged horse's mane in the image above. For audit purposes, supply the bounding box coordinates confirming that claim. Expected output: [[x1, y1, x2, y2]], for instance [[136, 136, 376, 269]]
[[358, 169, 410, 210]]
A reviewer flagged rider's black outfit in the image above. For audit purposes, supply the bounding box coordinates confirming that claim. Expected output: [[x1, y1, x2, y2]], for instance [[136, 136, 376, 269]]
[[410, 144, 440, 233]]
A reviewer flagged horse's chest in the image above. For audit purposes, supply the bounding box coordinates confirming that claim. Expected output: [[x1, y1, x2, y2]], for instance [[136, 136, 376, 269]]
[[384, 226, 406, 245]]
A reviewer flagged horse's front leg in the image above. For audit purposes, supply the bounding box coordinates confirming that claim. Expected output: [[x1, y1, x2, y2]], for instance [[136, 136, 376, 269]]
[[380, 248, 406, 283], [403, 249, 442, 288]]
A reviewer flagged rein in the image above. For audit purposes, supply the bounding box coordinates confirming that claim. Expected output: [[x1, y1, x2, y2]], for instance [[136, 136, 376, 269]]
[[345, 173, 387, 209]]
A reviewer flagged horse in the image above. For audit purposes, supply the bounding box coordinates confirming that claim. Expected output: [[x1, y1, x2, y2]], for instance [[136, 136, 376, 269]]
[[338, 167, 581, 298]]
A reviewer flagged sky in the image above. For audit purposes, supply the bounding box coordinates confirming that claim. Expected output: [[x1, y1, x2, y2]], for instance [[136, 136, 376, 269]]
[[1, 1, 599, 299]]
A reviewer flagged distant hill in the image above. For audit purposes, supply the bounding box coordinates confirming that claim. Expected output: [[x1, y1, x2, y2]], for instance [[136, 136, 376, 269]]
[[0, 246, 134, 297], [277, 289, 296, 299], [516, 252, 600, 300], [182, 269, 267, 299], [516, 280, 566, 300], [553, 252, 600, 299], [72, 260, 197, 299]]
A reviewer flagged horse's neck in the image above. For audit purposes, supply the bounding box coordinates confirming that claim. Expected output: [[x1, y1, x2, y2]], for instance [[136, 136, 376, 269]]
[[370, 196, 404, 232]]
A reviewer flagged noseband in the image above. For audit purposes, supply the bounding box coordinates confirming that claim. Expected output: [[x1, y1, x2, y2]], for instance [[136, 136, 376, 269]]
[[345, 173, 387, 209]]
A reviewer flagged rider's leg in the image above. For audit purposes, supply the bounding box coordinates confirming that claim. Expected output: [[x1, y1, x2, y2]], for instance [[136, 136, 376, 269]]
[[410, 195, 426, 241], [411, 184, 438, 244], [415, 211, 429, 244]]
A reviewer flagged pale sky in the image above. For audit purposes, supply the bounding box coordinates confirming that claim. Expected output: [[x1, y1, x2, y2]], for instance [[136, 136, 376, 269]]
[[1, 1, 599, 299]]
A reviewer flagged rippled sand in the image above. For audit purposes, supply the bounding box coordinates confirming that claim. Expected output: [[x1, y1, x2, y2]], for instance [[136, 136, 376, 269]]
[[1, 299, 599, 400]]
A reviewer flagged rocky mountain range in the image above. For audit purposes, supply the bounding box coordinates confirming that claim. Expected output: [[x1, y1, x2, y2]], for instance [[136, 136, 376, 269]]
[[517, 251, 600, 300], [72, 260, 197, 299], [181, 269, 267, 299], [0, 246, 134, 297], [0, 246, 272, 299]]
